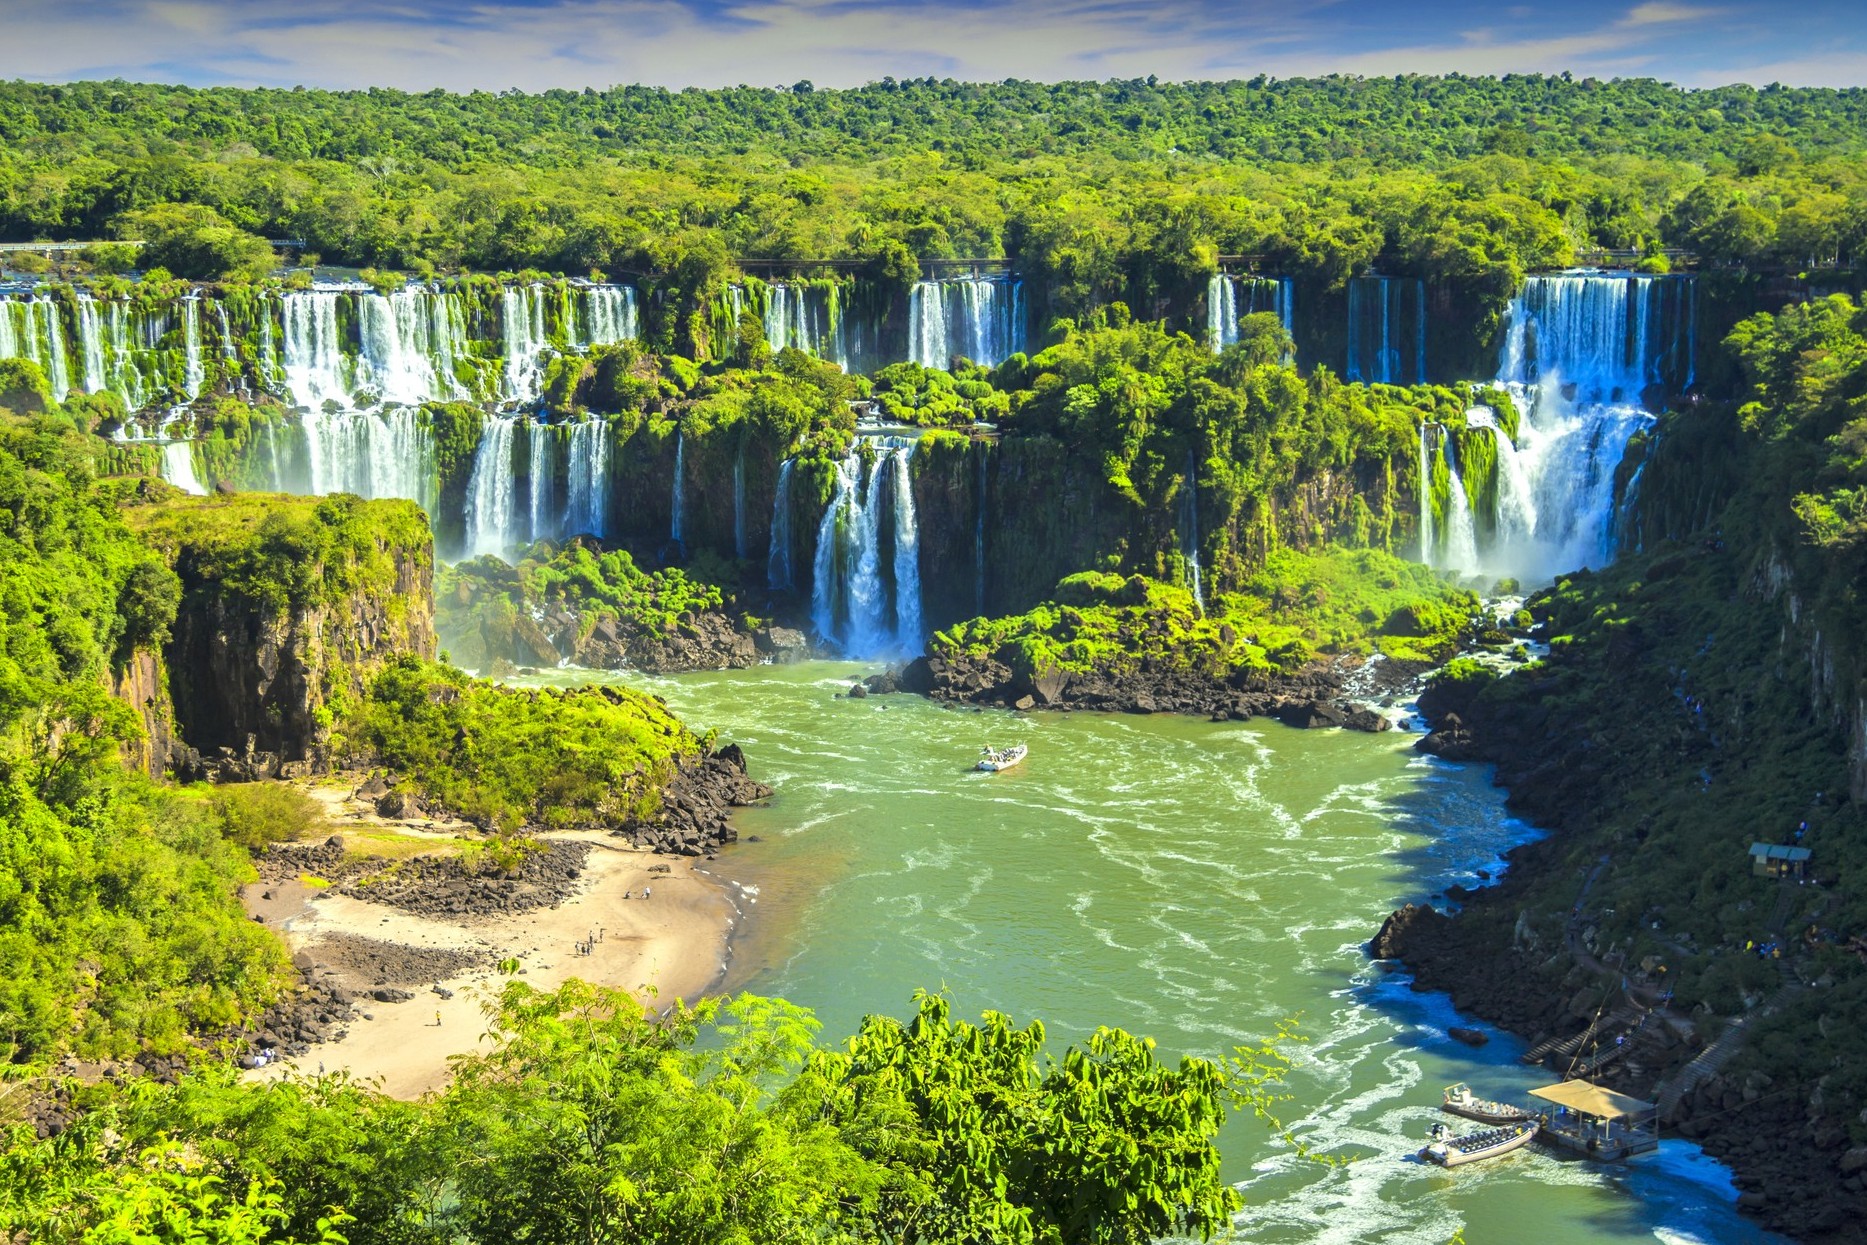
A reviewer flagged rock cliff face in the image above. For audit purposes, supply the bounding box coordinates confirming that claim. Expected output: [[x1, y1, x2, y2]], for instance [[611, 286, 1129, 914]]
[[122, 494, 436, 777], [111, 649, 178, 781]]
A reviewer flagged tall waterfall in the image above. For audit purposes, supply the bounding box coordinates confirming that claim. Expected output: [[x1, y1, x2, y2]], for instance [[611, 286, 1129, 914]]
[[0, 296, 74, 401], [1417, 424, 1436, 563], [760, 283, 851, 370], [1208, 275, 1294, 353], [357, 289, 469, 405], [464, 417, 519, 558], [501, 287, 549, 402], [767, 459, 795, 591], [564, 420, 610, 539], [181, 298, 204, 401], [908, 276, 1024, 369], [973, 442, 988, 616], [1181, 451, 1204, 613], [1346, 277, 1427, 384], [527, 419, 557, 545], [215, 303, 238, 364], [160, 441, 207, 495], [578, 285, 638, 347], [809, 440, 923, 656], [281, 291, 354, 411], [77, 296, 106, 394], [301, 407, 432, 502], [1440, 439, 1480, 573], [1425, 273, 1695, 581]]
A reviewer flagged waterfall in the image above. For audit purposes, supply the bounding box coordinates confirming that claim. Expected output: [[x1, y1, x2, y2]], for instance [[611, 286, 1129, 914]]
[[40, 298, 70, 402], [1181, 451, 1204, 613], [257, 301, 281, 393], [76, 296, 106, 394], [809, 439, 922, 656], [358, 288, 468, 405], [527, 419, 557, 545], [564, 419, 610, 538], [579, 285, 637, 347], [908, 276, 1023, 369], [0, 296, 69, 399], [300, 407, 431, 501], [160, 441, 206, 495], [464, 417, 519, 557], [105, 301, 147, 411], [733, 446, 747, 560], [1208, 274, 1237, 353], [1347, 277, 1425, 384], [281, 291, 353, 410], [1484, 273, 1691, 580], [181, 298, 204, 401], [1440, 440, 1480, 573], [891, 447, 923, 651], [670, 430, 686, 546], [262, 419, 286, 491], [1209, 275, 1294, 355], [502, 286, 549, 402], [767, 459, 794, 591], [215, 302, 237, 363]]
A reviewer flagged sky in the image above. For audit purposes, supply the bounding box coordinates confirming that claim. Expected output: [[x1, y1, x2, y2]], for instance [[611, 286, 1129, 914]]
[[0, 0, 1861, 92]]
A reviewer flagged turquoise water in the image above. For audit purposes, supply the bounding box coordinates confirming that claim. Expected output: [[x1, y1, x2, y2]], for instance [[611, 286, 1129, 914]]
[[533, 662, 1780, 1244]]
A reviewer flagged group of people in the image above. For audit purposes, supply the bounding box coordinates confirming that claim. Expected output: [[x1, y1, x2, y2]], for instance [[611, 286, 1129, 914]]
[[574, 926, 607, 956]]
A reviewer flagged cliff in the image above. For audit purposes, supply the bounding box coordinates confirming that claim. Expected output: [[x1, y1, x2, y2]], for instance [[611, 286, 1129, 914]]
[[121, 490, 436, 776]]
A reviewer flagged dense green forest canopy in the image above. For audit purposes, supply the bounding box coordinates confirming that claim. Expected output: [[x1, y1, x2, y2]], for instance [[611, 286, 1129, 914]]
[[3, 75, 1865, 288]]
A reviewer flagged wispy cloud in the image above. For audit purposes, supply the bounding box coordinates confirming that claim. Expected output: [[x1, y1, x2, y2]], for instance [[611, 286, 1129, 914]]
[[0, 0, 1857, 90]]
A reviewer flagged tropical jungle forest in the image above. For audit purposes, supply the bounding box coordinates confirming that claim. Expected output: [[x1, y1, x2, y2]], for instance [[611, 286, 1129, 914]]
[[1, 66, 1866, 1245]]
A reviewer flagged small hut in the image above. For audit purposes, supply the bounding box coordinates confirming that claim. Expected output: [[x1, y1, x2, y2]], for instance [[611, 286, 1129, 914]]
[[1529, 1080, 1658, 1161], [1748, 842, 1811, 880]]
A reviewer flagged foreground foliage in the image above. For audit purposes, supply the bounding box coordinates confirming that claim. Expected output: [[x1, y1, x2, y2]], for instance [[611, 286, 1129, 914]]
[[2, 982, 1289, 1245]]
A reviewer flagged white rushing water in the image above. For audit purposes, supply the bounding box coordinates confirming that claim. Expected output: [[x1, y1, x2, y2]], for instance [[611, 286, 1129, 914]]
[[527, 419, 557, 545], [578, 285, 638, 348], [768, 458, 795, 591], [159, 440, 207, 495], [1181, 450, 1204, 613], [1431, 273, 1694, 582], [1208, 274, 1295, 354], [908, 276, 1024, 369], [564, 419, 610, 539], [463, 416, 519, 558], [181, 298, 204, 402], [809, 439, 923, 656], [502, 286, 549, 403]]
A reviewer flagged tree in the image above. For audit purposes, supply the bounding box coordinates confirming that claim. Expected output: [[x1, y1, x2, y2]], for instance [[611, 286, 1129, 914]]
[[113, 203, 276, 282]]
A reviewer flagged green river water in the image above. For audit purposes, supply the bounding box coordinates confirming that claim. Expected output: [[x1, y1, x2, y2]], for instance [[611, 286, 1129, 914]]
[[534, 661, 1779, 1245]]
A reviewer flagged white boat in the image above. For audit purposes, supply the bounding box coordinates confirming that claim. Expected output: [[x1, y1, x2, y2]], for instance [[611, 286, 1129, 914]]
[[977, 744, 1027, 772], [1420, 1120, 1537, 1168], [1441, 1082, 1536, 1125]]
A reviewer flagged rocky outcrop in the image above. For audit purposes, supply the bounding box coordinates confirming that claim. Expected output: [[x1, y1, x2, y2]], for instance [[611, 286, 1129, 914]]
[[460, 599, 810, 675], [892, 651, 1405, 731], [140, 499, 436, 775], [618, 744, 772, 856]]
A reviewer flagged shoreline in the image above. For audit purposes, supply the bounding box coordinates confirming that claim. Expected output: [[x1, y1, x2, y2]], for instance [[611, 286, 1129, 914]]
[[246, 828, 741, 1099]]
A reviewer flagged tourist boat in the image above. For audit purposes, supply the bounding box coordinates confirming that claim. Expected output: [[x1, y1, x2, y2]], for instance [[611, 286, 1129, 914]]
[[977, 744, 1028, 772], [1419, 1120, 1538, 1168], [1441, 1082, 1536, 1125]]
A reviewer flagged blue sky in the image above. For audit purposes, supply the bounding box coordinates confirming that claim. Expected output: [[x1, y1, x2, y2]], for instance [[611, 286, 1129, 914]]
[[0, 0, 1861, 90]]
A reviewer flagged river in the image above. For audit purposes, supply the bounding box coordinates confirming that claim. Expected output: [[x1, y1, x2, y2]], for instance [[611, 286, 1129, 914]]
[[528, 660, 1780, 1245]]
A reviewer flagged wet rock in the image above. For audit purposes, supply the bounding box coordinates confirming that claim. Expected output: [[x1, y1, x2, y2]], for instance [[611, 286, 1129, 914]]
[[1448, 1026, 1489, 1047]]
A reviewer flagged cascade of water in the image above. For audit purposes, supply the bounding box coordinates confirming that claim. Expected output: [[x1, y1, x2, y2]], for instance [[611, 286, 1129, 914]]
[[733, 446, 747, 559], [39, 298, 70, 402], [76, 296, 106, 394], [1208, 274, 1237, 353], [1347, 277, 1424, 384], [0, 298, 16, 361], [464, 417, 519, 557], [257, 299, 281, 393], [580, 286, 637, 347], [809, 455, 855, 641], [300, 407, 431, 502], [502, 286, 549, 402], [1486, 274, 1689, 579], [214, 302, 237, 364], [262, 419, 286, 491], [768, 459, 795, 591], [105, 301, 147, 411], [281, 291, 353, 410], [842, 454, 891, 652], [1181, 451, 1204, 613], [527, 419, 557, 545], [908, 277, 1023, 369], [670, 430, 686, 545], [1441, 441, 1480, 573], [564, 420, 610, 538], [181, 298, 204, 401], [358, 288, 468, 405], [160, 441, 207, 495], [891, 447, 923, 650]]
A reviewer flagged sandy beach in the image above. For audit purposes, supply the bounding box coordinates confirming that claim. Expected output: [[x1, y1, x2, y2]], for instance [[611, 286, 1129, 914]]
[[245, 787, 742, 1098]]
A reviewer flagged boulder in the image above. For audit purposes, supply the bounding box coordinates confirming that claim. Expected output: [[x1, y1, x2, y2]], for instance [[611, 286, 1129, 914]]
[[1448, 1026, 1489, 1047], [1343, 707, 1392, 733]]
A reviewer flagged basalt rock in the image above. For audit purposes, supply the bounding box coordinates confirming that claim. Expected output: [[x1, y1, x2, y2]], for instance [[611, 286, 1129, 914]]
[[616, 745, 771, 857]]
